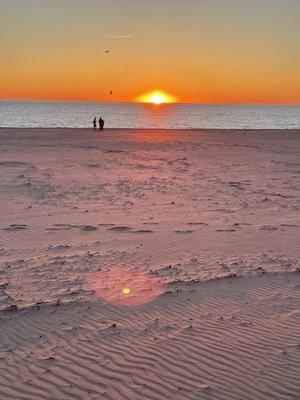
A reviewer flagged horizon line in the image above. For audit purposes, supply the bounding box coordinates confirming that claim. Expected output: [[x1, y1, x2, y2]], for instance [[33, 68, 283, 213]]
[[0, 99, 299, 106]]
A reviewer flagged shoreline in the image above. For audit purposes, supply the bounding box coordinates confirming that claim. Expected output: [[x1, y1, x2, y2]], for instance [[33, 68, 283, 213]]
[[1, 127, 300, 132]]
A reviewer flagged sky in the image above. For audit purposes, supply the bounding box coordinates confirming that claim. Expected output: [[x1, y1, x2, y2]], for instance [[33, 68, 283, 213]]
[[0, 0, 299, 103]]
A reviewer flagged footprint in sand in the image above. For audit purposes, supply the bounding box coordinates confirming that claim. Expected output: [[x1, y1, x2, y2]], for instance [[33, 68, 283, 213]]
[[86, 164, 100, 168], [106, 226, 153, 234], [131, 229, 154, 234], [80, 225, 98, 232], [106, 150, 125, 154], [123, 201, 134, 211], [187, 222, 208, 226], [216, 228, 237, 233], [48, 244, 71, 251], [97, 223, 115, 227], [0, 161, 31, 168], [3, 224, 27, 231], [0, 248, 9, 256], [214, 208, 236, 214], [260, 226, 278, 231], [46, 224, 73, 231], [107, 226, 132, 233], [174, 230, 194, 234]]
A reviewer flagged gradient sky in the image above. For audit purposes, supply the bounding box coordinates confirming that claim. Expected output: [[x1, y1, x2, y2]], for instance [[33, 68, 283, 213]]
[[0, 0, 299, 103]]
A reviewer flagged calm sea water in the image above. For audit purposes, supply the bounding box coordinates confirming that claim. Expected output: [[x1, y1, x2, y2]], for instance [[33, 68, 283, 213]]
[[0, 101, 299, 129]]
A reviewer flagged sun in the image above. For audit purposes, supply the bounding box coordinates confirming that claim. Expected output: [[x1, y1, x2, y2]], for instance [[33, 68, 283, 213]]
[[150, 94, 165, 105], [136, 90, 177, 105]]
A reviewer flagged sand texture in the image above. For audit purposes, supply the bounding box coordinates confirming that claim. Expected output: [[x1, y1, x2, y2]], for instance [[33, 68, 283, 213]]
[[0, 128, 299, 399]]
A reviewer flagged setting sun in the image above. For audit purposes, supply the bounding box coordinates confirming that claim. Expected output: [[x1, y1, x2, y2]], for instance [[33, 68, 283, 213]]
[[137, 91, 177, 105]]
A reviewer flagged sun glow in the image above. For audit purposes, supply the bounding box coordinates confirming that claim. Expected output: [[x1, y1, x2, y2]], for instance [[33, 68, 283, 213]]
[[137, 91, 177, 105]]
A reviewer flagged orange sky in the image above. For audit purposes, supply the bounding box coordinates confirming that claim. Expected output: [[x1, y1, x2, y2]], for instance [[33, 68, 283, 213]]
[[0, 0, 299, 104]]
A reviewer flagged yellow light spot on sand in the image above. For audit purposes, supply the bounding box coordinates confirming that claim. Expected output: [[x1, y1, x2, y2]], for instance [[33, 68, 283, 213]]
[[136, 90, 177, 105], [122, 288, 131, 295]]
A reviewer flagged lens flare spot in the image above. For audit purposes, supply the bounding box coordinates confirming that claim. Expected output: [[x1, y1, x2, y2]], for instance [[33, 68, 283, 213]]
[[122, 287, 131, 295], [85, 267, 166, 306]]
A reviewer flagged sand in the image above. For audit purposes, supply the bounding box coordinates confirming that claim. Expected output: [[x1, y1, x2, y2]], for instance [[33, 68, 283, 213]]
[[0, 128, 299, 399]]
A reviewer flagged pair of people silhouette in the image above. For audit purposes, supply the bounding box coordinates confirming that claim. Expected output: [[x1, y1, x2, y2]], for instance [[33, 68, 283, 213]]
[[93, 117, 105, 131]]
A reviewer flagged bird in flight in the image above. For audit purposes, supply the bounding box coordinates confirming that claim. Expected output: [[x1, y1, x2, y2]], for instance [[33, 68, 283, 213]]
[[105, 50, 109, 53], [109, 90, 113, 95]]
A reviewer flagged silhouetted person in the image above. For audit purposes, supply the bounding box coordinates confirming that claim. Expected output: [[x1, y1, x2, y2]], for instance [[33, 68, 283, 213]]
[[99, 117, 105, 131], [93, 117, 97, 130]]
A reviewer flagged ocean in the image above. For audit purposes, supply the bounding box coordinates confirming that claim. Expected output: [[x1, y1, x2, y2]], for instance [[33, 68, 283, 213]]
[[0, 101, 299, 129]]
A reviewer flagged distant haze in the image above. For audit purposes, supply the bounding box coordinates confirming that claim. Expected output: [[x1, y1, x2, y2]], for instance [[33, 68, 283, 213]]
[[0, 0, 299, 103]]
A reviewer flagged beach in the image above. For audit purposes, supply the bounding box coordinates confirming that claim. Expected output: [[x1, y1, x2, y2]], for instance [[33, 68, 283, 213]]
[[0, 128, 299, 399]]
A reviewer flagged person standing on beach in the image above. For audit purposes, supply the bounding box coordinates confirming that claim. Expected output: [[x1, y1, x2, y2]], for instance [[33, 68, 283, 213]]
[[93, 117, 97, 130], [99, 117, 105, 131]]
